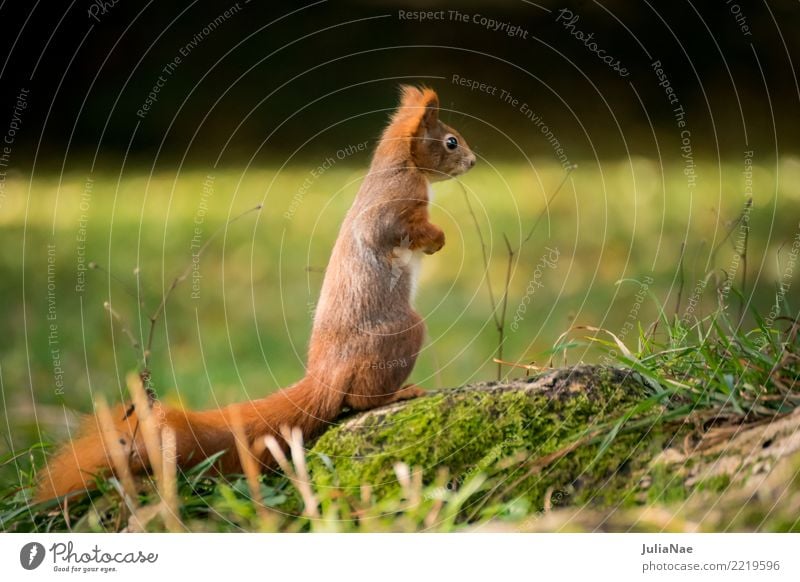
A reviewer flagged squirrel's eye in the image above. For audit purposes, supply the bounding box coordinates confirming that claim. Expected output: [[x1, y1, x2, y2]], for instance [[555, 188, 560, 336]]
[[445, 135, 458, 150]]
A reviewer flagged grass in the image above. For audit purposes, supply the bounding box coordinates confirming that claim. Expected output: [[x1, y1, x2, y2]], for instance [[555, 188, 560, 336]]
[[2, 269, 797, 532], [557, 293, 799, 462], [1, 158, 799, 531]]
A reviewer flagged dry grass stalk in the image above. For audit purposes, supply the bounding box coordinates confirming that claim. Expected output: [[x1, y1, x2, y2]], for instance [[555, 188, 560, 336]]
[[392, 463, 423, 509], [159, 426, 183, 532], [360, 484, 372, 506], [423, 468, 450, 529], [393, 462, 412, 500], [410, 466, 423, 507], [229, 408, 275, 524], [285, 426, 319, 518], [264, 428, 319, 518], [125, 504, 163, 533], [543, 486, 554, 512], [95, 397, 138, 509], [126, 372, 163, 484]]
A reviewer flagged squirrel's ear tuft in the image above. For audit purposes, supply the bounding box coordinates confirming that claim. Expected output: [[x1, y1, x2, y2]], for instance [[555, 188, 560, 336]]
[[386, 85, 440, 143], [398, 85, 439, 136], [398, 84, 423, 106], [398, 85, 438, 112]]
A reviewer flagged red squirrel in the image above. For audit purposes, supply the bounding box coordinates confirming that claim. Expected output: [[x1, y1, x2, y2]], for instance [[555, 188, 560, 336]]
[[37, 86, 476, 501]]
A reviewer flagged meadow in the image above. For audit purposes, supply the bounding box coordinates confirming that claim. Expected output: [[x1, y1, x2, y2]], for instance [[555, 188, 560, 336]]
[[1, 156, 798, 496]]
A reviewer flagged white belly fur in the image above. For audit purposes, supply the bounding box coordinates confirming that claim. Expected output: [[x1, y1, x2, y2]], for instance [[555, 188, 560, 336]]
[[393, 181, 434, 302], [408, 251, 423, 301]]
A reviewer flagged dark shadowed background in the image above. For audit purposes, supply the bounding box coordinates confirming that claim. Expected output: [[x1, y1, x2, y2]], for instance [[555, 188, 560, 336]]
[[1, 0, 799, 162]]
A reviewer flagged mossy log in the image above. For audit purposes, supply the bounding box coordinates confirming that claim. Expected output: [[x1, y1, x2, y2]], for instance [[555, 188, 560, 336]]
[[310, 365, 800, 515], [310, 366, 665, 509]]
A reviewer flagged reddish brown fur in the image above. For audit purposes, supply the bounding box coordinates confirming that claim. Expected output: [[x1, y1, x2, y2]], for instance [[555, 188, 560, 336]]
[[36, 85, 476, 501]]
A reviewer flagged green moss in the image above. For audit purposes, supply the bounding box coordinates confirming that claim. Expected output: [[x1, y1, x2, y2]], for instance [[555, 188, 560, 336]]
[[694, 473, 732, 493], [310, 366, 662, 509], [646, 462, 693, 505]]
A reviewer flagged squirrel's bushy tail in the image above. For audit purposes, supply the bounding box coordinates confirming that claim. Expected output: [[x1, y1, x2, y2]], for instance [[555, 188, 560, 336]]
[[36, 377, 340, 501]]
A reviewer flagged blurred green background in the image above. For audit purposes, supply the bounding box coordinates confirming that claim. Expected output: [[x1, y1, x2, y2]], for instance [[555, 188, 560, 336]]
[[3, 159, 798, 443], [1, 1, 799, 479]]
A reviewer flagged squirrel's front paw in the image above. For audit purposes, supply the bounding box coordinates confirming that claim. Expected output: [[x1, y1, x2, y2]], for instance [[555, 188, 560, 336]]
[[423, 229, 445, 255]]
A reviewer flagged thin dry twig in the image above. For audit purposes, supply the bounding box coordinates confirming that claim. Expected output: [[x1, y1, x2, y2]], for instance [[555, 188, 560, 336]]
[[738, 198, 752, 324], [521, 166, 576, 245], [460, 182, 500, 330], [495, 234, 515, 378], [144, 204, 263, 370], [459, 166, 576, 380], [90, 261, 143, 306], [103, 301, 141, 353], [709, 197, 752, 264], [675, 241, 686, 320], [91, 204, 262, 379], [492, 358, 553, 373]]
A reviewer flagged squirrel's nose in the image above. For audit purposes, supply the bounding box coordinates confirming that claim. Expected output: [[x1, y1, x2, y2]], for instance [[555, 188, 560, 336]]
[[468, 156, 476, 168]]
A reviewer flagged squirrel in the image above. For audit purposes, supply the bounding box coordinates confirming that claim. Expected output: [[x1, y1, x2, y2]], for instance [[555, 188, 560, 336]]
[[36, 85, 476, 501]]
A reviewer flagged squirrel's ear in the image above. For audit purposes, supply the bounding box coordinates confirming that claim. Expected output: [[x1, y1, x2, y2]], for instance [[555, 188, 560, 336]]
[[413, 88, 439, 136], [398, 84, 423, 107]]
